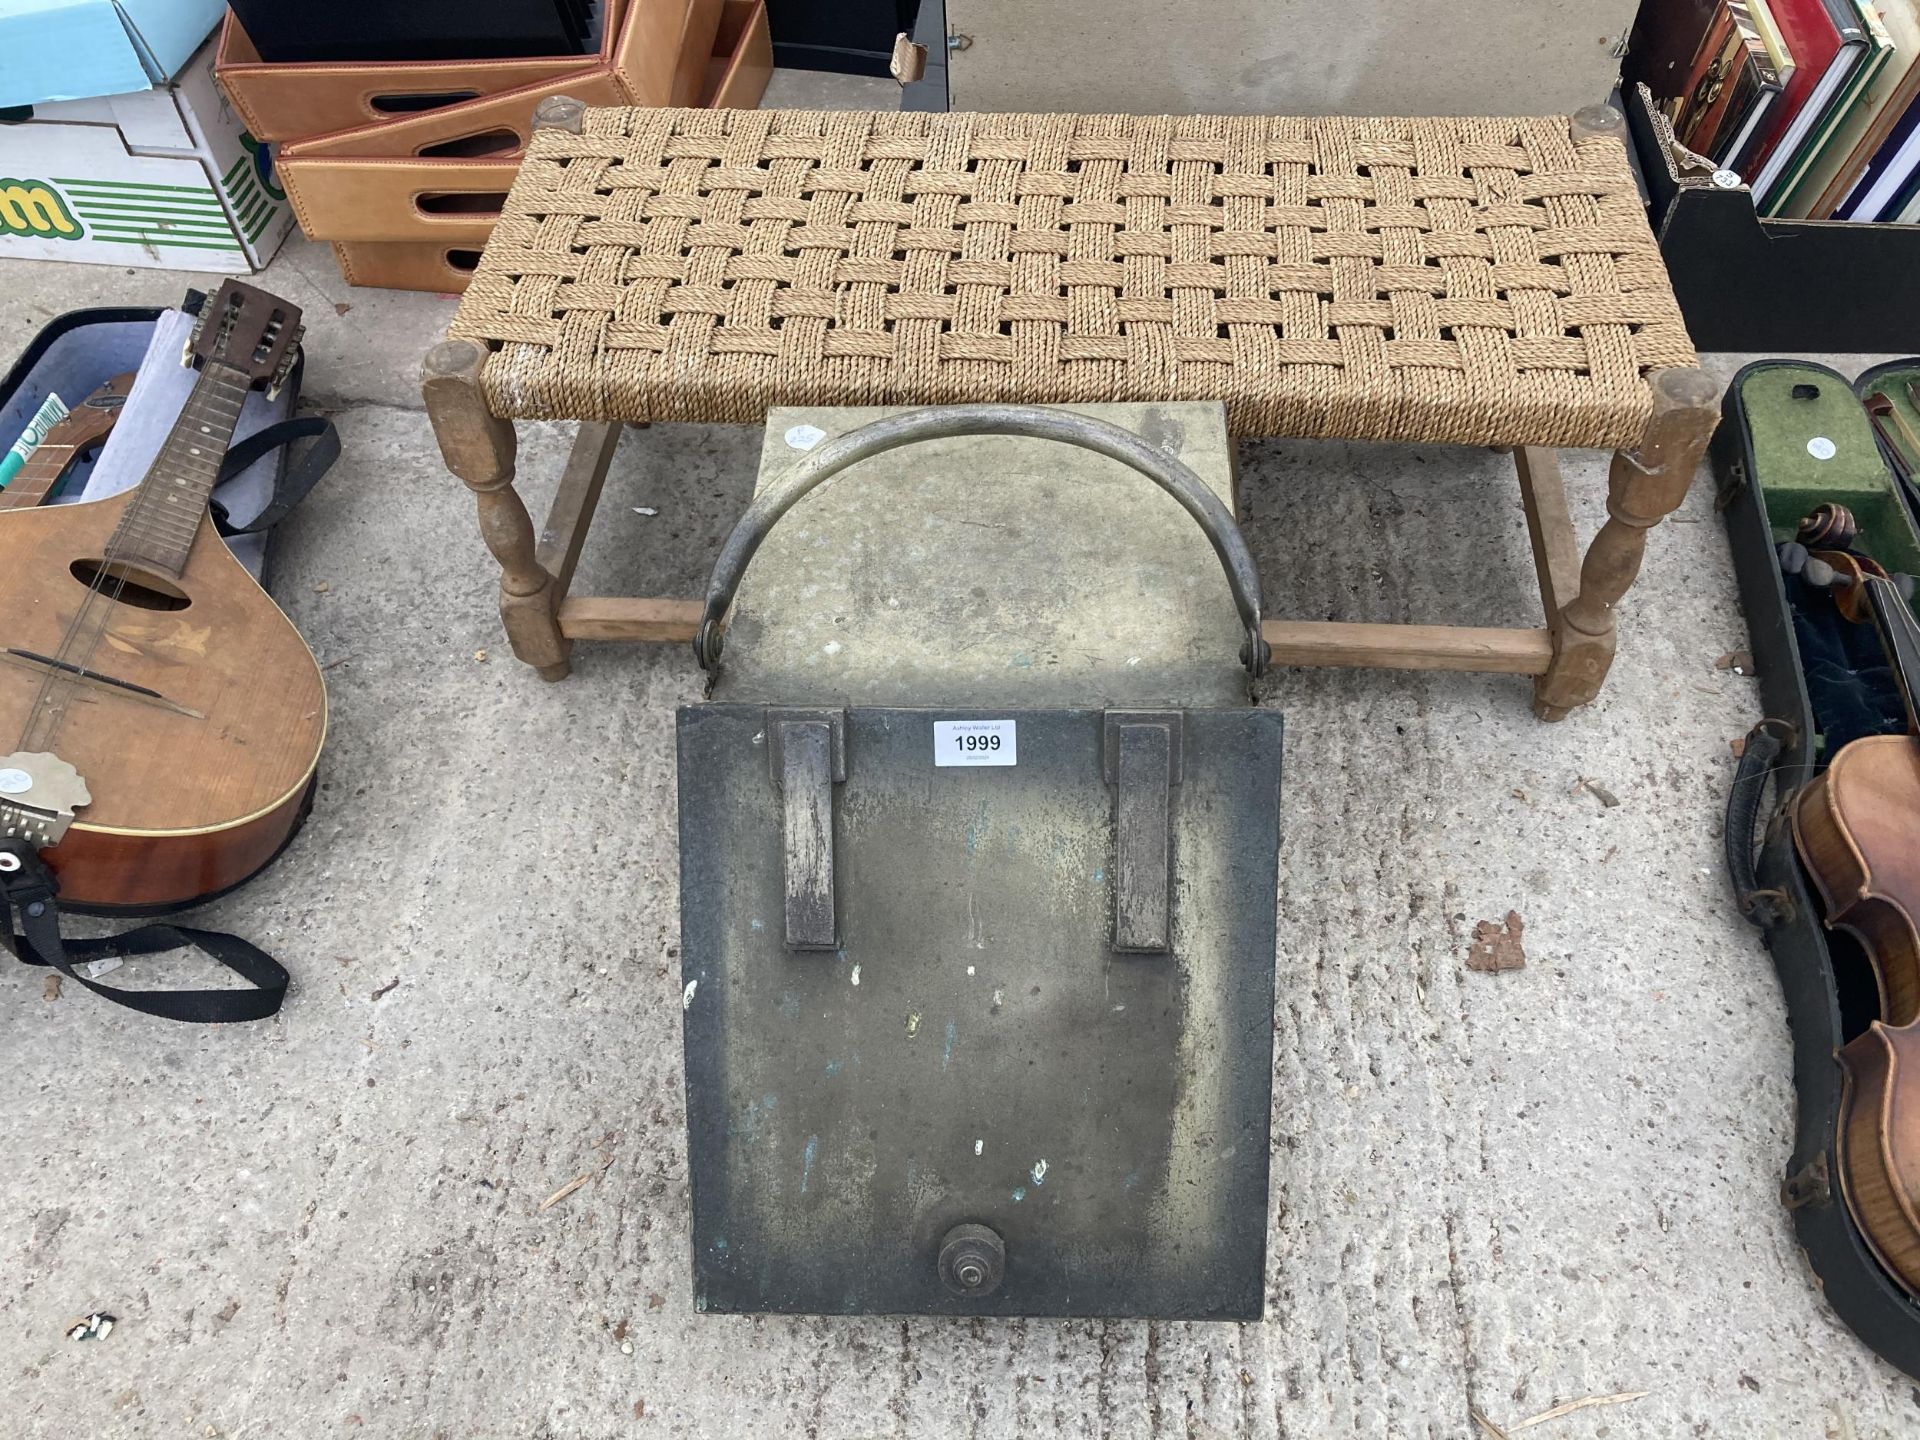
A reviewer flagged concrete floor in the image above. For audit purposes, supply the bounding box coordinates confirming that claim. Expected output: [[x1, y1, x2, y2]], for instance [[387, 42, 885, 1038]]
[[1, 82, 1917, 1440]]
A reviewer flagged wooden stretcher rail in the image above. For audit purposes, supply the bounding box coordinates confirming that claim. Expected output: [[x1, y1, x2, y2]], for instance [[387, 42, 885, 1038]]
[[1260, 620, 1554, 674], [425, 320, 1721, 714], [558, 596, 702, 640], [1514, 446, 1581, 630], [535, 420, 622, 593], [553, 598, 1556, 677]]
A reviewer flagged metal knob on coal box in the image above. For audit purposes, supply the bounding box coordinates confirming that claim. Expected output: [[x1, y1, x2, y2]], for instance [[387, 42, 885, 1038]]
[[937, 1224, 1006, 1297]]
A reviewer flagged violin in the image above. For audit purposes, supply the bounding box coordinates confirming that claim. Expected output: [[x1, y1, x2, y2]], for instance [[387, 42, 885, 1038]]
[[1789, 504, 1920, 1297], [0, 372, 134, 512]]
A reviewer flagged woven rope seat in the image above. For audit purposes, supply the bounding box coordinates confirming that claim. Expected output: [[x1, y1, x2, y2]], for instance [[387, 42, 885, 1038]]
[[424, 101, 1716, 717], [448, 106, 1696, 447]]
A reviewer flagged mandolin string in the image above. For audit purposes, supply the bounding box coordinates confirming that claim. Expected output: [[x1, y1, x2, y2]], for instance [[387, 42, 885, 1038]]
[[22, 373, 238, 740], [25, 451, 187, 716], [17, 287, 274, 756], [21, 560, 146, 750], [16, 364, 245, 754], [12, 344, 210, 750], [17, 363, 229, 739], [17, 518, 135, 750], [19, 516, 164, 751], [17, 386, 212, 738], [24, 450, 218, 744]]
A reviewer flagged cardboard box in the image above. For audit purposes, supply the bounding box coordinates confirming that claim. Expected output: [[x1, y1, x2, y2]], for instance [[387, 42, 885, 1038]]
[[323, 0, 771, 291], [275, 0, 754, 246], [0, 35, 293, 271], [0, 0, 226, 109]]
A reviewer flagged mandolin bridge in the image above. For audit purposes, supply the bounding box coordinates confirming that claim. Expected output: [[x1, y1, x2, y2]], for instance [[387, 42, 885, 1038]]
[[5, 647, 163, 699], [0, 647, 203, 720]]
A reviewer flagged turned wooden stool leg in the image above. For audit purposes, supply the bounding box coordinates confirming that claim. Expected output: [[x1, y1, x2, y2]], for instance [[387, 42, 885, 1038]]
[[1532, 366, 1721, 721], [422, 338, 572, 681]]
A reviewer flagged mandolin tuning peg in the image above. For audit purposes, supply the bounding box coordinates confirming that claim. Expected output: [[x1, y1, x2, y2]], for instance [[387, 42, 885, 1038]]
[[1898, 574, 1918, 605], [266, 328, 304, 401], [181, 305, 209, 368], [1803, 557, 1839, 591], [1776, 541, 1810, 577]]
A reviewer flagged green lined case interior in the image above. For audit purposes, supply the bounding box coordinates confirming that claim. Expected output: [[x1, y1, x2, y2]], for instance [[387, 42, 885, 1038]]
[[1734, 363, 1920, 579]]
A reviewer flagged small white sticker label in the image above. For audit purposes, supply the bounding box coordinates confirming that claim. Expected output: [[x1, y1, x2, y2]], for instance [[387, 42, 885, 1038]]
[[1808, 436, 1837, 460], [785, 424, 827, 451], [0, 768, 30, 795], [934, 719, 1017, 767]]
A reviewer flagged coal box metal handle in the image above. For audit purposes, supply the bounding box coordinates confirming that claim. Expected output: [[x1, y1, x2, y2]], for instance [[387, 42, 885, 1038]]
[[693, 405, 1270, 677]]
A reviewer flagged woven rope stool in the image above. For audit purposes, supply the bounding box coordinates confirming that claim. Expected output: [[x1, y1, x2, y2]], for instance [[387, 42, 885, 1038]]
[[423, 99, 1717, 719]]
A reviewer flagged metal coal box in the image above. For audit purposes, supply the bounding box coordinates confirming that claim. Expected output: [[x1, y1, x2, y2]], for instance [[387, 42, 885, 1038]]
[[675, 403, 1284, 1319]]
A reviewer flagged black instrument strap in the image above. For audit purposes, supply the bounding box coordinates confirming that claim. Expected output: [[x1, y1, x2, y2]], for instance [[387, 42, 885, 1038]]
[[210, 416, 340, 538], [0, 839, 287, 1023]]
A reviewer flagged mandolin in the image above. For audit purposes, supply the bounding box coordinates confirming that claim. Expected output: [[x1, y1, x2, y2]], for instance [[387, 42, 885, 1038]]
[[0, 280, 325, 909], [0, 372, 134, 512], [1789, 504, 1920, 1298]]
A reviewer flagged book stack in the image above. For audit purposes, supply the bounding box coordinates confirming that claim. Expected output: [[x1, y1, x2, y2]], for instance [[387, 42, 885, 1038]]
[[1625, 0, 1920, 220]]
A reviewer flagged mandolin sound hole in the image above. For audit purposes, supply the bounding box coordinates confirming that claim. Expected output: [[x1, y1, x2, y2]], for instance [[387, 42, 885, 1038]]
[[69, 558, 192, 611]]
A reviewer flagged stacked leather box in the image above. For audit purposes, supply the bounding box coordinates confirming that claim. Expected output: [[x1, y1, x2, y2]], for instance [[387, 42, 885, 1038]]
[[216, 0, 772, 291]]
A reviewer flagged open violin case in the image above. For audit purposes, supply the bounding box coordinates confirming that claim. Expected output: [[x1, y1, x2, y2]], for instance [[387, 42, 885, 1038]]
[[1718, 358, 1920, 1380]]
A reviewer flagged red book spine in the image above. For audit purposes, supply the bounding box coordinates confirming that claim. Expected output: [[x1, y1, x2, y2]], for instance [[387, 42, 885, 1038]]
[[1742, 0, 1846, 176]]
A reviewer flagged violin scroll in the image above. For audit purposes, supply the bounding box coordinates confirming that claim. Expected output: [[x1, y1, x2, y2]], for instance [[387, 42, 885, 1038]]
[[1799, 502, 1861, 551]]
